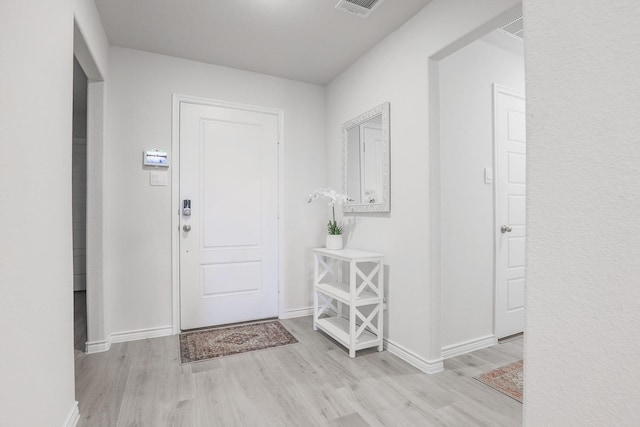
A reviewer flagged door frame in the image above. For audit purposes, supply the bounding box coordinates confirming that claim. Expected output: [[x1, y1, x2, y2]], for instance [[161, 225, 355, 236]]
[[74, 21, 109, 354], [492, 84, 526, 339], [170, 94, 285, 334]]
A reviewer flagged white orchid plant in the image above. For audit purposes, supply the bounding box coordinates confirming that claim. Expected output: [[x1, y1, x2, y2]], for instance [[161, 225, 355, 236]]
[[307, 188, 352, 235]]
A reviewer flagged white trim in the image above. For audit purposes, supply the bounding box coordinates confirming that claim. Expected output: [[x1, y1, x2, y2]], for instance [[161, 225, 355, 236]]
[[171, 95, 181, 335], [427, 58, 443, 365], [62, 401, 80, 427], [441, 334, 497, 359], [85, 326, 173, 353], [384, 338, 444, 374], [171, 94, 285, 333], [74, 22, 109, 351], [280, 306, 314, 319], [277, 110, 286, 320], [110, 325, 173, 344], [85, 338, 111, 354]]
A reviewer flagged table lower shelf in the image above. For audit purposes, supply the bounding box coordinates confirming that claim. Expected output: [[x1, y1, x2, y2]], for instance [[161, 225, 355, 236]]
[[316, 282, 380, 306], [315, 316, 380, 351]]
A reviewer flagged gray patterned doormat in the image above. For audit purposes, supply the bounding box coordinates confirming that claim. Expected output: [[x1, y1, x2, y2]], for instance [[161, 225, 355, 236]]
[[179, 320, 298, 363]]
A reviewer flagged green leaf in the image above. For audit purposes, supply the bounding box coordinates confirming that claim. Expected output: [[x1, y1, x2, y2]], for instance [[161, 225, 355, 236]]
[[327, 220, 343, 235]]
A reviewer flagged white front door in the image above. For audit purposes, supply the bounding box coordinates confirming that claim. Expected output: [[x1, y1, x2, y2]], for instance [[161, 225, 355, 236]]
[[495, 85, 526, 339], [179, 101, 279, 330]]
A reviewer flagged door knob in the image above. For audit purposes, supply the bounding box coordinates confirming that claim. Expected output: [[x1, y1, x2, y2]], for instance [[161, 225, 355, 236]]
[[501, 225, 513, 233], [183, 224, 192, 232]]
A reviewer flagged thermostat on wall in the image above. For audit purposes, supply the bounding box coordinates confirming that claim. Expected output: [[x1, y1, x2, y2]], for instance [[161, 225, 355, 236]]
[[143, 150, 169, 167]]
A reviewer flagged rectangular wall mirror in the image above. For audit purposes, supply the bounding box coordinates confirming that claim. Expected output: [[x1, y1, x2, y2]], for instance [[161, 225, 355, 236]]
[[342, 102, 390, 213]]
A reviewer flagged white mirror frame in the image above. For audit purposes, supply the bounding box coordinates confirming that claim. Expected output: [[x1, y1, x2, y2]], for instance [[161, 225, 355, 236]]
[[342, 102, 390, 213]]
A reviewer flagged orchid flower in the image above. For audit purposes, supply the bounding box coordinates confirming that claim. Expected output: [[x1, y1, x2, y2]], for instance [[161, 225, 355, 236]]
[[307, 188, 353, 235], [307, 188, 352, 206]]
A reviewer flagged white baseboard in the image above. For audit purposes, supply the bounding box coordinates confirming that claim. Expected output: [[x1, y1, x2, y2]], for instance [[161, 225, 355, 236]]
[[280, 306, 314, 319], [110, 325, 173, 344], [85, 338, 110, 354], [441, 334, 496, 360], [384, 338, 444, 374], [85, 325, 174, 354], [62, 401, 79, 427]]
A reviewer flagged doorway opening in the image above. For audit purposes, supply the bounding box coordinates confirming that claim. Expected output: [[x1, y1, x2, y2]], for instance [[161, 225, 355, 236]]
[[73, 21, 108, 354], [72, 57, 88, 353], [429, 5, 526, 361]]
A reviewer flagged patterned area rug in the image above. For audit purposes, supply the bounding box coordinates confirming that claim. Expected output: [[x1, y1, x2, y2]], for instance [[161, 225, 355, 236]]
[[179, 320, 298, 363], [474, 360, 523, 402]]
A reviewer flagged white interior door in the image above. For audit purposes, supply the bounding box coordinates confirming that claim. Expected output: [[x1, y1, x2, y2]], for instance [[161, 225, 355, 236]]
[[495, 85, 526, 339], [179, 101, 279, 330]]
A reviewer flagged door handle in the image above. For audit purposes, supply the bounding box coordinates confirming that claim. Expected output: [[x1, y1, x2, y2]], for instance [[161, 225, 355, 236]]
[[501, 225, 513, 233], [183, 224, 192, 232]]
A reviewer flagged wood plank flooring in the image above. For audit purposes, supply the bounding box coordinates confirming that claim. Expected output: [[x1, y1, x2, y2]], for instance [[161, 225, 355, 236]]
[[75, 317, 523, 426]]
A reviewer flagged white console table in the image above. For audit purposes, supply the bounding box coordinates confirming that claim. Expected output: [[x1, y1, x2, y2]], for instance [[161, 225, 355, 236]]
[[312, 248, 384, 358]]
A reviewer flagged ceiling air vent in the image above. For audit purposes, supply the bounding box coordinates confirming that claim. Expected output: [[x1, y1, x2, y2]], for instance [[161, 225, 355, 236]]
[[335, 0, 385, 18], [499, 16, 524, 39]]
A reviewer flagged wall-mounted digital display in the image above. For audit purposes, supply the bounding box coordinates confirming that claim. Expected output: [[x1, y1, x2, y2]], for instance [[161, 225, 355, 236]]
[[143, 150, 169, 167]]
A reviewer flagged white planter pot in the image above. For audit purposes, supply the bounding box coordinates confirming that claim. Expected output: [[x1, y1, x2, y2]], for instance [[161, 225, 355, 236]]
[[325, 234, 343, 250]]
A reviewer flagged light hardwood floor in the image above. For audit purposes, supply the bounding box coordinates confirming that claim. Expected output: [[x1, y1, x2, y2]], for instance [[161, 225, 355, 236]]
[[75, 317, 523, 426]]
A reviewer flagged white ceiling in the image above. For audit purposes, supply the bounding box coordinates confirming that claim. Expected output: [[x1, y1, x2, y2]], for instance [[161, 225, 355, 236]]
[[94, 0, 432, 85], [481, 28, 524, 57]]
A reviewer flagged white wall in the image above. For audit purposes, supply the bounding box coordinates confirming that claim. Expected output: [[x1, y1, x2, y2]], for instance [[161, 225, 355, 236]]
[[85, 80, 109, 346], [326, 0, 519, 366], [105, 47, 327, 335], [0, 1, 78, 426], [439, 36, 524, 350], [523, 0, 640, 424], [74, 0, 109, 80]]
